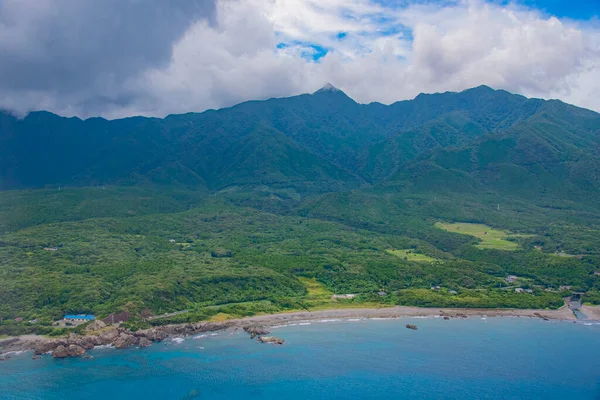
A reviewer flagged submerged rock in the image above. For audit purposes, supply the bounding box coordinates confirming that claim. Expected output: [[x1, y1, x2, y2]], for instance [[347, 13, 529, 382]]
[[406, 324, 418, 330], [257, 336, 284, 345]]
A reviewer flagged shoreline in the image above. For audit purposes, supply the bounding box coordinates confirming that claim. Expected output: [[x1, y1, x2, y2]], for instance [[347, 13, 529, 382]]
[[0, 305, 589, 358]]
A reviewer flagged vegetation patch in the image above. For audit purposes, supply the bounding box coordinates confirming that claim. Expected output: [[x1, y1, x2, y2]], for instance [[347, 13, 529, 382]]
[[386, 249, 440, 263], [435, 222, 521, 250], [298, 277, 332, 297]]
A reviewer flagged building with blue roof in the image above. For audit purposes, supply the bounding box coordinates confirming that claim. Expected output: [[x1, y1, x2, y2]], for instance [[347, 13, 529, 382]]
[[64, 314, 95, 321]]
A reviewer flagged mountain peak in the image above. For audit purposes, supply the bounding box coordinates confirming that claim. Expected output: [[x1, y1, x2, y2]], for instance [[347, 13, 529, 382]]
[[314, 83, 341, 94]]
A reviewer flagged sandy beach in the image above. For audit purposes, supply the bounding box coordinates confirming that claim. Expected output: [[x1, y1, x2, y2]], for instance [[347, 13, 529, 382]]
[[232, 305, 578, 326]]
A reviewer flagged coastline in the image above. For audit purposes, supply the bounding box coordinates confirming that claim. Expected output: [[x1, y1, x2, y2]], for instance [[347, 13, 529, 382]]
[[0, 305, 587, 358]]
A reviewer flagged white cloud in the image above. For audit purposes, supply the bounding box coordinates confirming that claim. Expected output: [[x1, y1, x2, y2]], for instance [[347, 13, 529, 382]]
[[1, 0, 599, 118]]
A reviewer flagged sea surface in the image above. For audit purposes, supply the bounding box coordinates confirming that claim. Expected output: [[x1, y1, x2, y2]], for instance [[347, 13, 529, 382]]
[[1, 317, 599, 400]]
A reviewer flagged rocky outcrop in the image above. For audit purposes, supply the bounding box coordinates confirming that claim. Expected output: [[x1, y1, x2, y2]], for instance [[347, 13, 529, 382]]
[[52, 345, 69, 358], [67, 344, 86, 357], [406, 324, 418, 330], [136, 327, 168, 342], [257, 336, 284, 345], [114, 333, 139, 349], [23, 320, 236, 359], [85, 320, 106, 332], [243, 325, 270, 339], [443, 316, 450, 320]]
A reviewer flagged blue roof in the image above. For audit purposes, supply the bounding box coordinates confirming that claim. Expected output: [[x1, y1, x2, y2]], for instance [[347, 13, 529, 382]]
[[64, 314, 95, 320]]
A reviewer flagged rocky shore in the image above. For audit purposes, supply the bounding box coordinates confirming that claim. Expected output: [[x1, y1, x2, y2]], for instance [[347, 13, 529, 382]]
[[0, 305, 582, 359]]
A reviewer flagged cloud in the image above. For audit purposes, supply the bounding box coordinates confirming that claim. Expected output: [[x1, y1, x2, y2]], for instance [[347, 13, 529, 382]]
[[0, 0, 217, 116], [0, 0, 599, 118]]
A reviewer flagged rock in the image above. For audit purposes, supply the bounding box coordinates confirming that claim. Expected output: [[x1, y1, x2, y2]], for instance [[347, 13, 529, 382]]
[[32, 355, 41, 360], [52, 345, 69, 358], [96, 328, 119, 345], [406, 324, 418, 330], [257, 336, 284, 345], [114, 333, 139, 349], [85, 320, 106, 332], [139, 337, 152, 348], [35, 340, 65, 355], [136, 327, 168, 342], [244, 325, 270, 339], [83, 355, 94, 360], [443, 316, 450, 320], [67, 344, 86, 357]]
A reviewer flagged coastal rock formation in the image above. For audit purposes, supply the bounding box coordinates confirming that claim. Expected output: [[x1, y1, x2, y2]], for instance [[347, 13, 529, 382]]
[[52, 345, 69, 358], [136, 328, 168, 342], [67, 344, 86, 357], [35, 340, 66, 355], [257, 336, 284, 345], [244, 325, 270, 339], [114, 333, 139, 349], [443, 316, 450, 320], [139, 337, 152, 348], [85, 320, 106, 332], [406, 324, 418, 330]]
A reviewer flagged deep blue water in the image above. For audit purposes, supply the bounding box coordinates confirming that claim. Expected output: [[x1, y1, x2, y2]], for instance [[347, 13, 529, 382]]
[[1, 317, 599, 400]]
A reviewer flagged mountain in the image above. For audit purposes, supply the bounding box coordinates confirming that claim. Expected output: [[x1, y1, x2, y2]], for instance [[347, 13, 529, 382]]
[[4, 85, 600, 330], [1, 85, 599, 207]]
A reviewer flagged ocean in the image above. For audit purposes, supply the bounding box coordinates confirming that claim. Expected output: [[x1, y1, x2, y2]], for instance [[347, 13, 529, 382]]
[[1, 317, 599, 399]]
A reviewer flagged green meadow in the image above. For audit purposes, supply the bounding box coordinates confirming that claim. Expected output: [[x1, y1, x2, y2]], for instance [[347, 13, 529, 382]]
[[435, 222, 522, 251], [386, 249, 440, 263]]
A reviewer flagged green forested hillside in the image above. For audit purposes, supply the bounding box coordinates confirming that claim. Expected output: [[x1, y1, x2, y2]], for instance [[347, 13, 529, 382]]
[[1, 85, 600, 335]]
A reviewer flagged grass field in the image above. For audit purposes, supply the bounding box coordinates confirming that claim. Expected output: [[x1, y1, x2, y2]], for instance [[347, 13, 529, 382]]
[[298, 277, 332, 297], [386, 249, 440, 263], [435, 222, 520, 250]]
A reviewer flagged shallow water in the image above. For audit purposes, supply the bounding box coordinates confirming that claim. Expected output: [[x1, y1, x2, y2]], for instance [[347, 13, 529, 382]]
[[1, 317, 599, 400]]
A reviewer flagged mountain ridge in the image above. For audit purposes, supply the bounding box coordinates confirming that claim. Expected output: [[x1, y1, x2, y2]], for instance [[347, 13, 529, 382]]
[[1, 85, 599, 209]]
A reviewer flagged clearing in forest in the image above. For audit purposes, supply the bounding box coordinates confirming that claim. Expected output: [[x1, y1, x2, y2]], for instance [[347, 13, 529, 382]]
[[386, 249, 440, 263], [298, 277, 332, 297], [435, 222, 521, 250]]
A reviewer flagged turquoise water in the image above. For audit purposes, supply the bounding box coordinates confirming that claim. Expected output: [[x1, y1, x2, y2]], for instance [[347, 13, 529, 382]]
[[1, 317, 599, 399]]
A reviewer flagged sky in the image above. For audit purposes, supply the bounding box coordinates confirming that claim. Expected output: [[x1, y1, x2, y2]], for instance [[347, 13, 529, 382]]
[[0, 0, 598, 119]]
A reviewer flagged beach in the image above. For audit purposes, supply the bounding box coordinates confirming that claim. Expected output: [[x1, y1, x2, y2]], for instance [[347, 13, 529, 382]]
[[0, 304, 588, 357]]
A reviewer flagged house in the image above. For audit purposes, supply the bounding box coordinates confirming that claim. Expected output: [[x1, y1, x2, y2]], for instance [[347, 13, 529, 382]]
[[448, 290, 458, 295], [14, 317, 23, 322], [514, 288, 525, 293], [559, 286, 573, 291], [431, 286, 441, 290], [525, 289, 534, 293], [44, 247, 58, 251], [102, 311, 131, 325], [504, 275, 518, 283], [169, 239, 176, 243], [64, 314, 95, 321], [377, 291, 387, 296]]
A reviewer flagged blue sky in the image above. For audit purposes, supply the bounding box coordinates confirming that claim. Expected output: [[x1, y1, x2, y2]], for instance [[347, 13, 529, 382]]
[[372, 0, 599, 20]]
